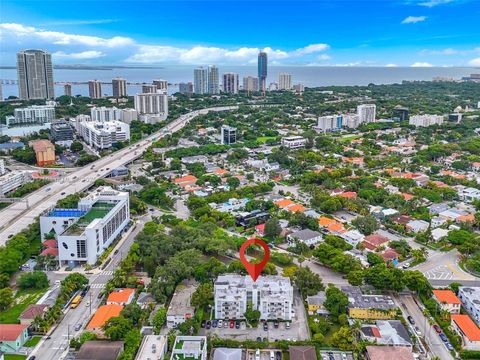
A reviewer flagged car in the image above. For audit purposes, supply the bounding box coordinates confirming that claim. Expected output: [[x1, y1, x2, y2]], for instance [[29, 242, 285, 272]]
[[46, 188, 51, 192], [61, 192, 66, 195], [28, 357, 36, 360], [285, 322, 291, 329], [229, 320, 235, 328], [256, 337, 262, 342], [274, 321, 279, 328], [206, 321, 211, 329], [407, 316, 415, 325], [218, 320, 223, 328], [341, 354, 347, 360], [235, 320, 240, 329], [106, 167, 110, 170], [255, 349, 260, 360], [446, 342, 454, 351], [224, 321, 228, 328], [74, 324, 82, 331], [433, 324, 442, 333], [114, 249, 119, 255], [402, 262, 410, 269], [85, 301, 90, 307], [439, 333, 448, 342], [263, 322, 268, 331], [201, 320, 206, 328], [414, 326, 421, 336], [276, 351, 282, 360], [327, 352, 335, 360], [45, 336, 51, 340], [212, 320, 218, 328]]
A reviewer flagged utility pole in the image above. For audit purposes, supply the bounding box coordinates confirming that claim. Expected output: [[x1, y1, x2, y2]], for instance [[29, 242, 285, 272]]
[[89, 291, 92, 315]]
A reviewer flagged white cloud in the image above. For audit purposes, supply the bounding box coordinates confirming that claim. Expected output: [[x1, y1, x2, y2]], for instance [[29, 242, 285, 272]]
[[418, 0, 454, 7], [316, 54, 331, 60], [291, 43, 330, 56], [411, 62, 434, 67], [385, 63, 398, 67], [420, 48, 457, 55], [469, 58, 480, 66], [52, 50, 105, 59], [41, 19, 119, 26], [402, 16, 427, 24]]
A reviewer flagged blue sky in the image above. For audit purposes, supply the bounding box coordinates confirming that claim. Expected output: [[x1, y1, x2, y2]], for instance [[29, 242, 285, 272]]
[[1, 0, 479, 67]]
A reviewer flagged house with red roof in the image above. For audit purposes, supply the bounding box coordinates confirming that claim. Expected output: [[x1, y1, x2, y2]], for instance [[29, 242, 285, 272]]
[[432, 290, 461, 314], [362, 234, 389, 251], [451, 314, 480, 350], [255, 223, 266, 236], [106, 288, 135, 305], [19, 304, 49, 325], [0, 324, 29, 353]]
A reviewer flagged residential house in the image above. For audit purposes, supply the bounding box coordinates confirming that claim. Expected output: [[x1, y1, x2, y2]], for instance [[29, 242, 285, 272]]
[[288, 346, 317, 360], [431, 228, 449, 242], [287, 229, 322, 246], [432, 290, 461, 314], [0, 324, 29, 353], [135, 335, 168, 360], [166, 281, 197, 329], [339, 229, 364, 247], [362, 234, 389, 251], [107, 288, 135, 306], [306, 291, 329, 316], [77, 341, 124, 360], [170, 336, 207, 360], [365, 346, 414, 360], [342, 286, 397, 319], [431, 216, 448, 228], [406, 219, 429, 233], [86, 304, 124, 332], [451, 314, 480, 350], [212, 348, 243, 360], [19, 304, 49, 325], [360, 320, 412, 347]]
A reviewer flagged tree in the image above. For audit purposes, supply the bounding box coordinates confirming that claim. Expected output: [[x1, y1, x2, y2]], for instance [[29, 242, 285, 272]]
[[0, 287, 13, 310], [367, 252, 384, 266], [191, 283, 214, 308], [227, 177, 240, 190], [352, 215, 379, 236], [103, 316, 133, 340], [70, 141, 84, 152], [294, 267, 324, 297], [264, 218, 282, 239], [244, 302, 261, 326], [120, 304, 144, 327], [324, 285, 348, 321], [152, 307, 167, 334], [18, 271, 49, 289], [331, 326, 355, 351], [347, 270, 364, 286]]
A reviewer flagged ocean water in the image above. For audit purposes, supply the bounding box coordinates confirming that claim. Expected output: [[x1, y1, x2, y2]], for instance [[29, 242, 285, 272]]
[[0, 65, 477, 98]]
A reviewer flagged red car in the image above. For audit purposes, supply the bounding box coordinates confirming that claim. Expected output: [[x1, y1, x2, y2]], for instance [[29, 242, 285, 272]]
[[229, 320, 235, 328], [433, 324, 442, 334]]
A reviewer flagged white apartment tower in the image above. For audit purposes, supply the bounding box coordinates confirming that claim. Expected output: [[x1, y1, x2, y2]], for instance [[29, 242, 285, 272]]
[[222, 73, 239, 94], [153, 79, 168, 92], [208, 66, 219, 94], [134, 92, 169, 123], [243, 76, 259, 92], [409, 114, 444, 127], [112, 78, 127, 97], [278, 73, 292, 90], [357, 104, 376, 123], [17, 49, 54, 100], [88, 80, 103, 99], [194, 67, 208, 95]]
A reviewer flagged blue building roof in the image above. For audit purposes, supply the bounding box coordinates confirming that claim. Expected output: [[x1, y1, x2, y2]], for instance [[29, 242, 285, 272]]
[[0, 142, 25, 150], [48, 209, 86, 217]]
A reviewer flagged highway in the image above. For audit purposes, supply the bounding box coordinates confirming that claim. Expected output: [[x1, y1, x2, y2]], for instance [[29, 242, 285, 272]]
[[0, 106, 238, 246]]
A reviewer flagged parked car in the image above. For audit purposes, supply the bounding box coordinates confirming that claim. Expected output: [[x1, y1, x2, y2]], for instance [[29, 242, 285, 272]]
[[341, 354, 347, 360], [402, 262, 410, 269], [235, 320, 240, 329], [285, 322, 291, 329], [433, 324, 442, 333], [414, 326, 421, 336], [407, 316, 415, 325], [206, 321, 211, 329], [218, 320, 223, 328], [446, 342, 454, 351], [263, 322, 268, 331], [201, 320, 206, 328], [274, 321, 279, 328], [212, 320, 218, 328], [224, 321, 228, 328], [276, 351, 282, 360], [229, 320, 235, 328], [439, 333, 448, 342], [74, 324, 82, 331]]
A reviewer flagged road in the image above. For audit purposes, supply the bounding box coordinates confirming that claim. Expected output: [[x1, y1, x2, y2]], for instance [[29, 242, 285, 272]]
[[0, 106, 238, 245], [395, 293, 454, 360], [31, 213, 150, 360]]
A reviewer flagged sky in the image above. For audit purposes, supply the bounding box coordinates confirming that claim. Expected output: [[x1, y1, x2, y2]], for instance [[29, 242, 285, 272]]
[[0, 0, 479, 67]]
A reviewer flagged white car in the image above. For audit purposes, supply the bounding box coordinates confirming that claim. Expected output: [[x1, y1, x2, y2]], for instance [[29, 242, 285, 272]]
[[402, 262, 410, 269], [414, 326, 421, 336]]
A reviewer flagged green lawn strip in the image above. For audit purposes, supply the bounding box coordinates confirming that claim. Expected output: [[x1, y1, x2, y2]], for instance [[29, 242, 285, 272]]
[[0, 288, 46, 324], [24, 335, 42, 347], [4, 354, 27, 360], [256, 136, 277, 144]]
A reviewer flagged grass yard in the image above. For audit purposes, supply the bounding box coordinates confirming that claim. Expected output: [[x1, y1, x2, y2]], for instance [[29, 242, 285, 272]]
[[0, 288, 46, 324], [337, 134, 361, 144], [4, 355, 27, 360], [256, 136, 277, 144], [24, 335, 42, 347]]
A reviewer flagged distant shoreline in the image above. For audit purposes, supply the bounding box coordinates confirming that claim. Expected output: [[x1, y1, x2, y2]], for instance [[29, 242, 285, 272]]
[[0, 65, 165, 70]]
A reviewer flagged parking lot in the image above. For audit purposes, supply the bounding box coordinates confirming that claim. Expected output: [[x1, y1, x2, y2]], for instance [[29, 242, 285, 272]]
[[319, 350, 353, 360], [199, 290, 309, 341]]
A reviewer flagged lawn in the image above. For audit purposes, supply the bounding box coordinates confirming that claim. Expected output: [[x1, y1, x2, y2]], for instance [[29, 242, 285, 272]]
[[256, 136, 277, 144], [4, 355, 27, 360], [24, 335, 42, 347], [0, 288, 47, 324]]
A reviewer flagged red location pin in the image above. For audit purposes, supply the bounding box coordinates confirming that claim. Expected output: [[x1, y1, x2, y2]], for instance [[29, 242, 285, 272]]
[[239, 238, 270, 282]]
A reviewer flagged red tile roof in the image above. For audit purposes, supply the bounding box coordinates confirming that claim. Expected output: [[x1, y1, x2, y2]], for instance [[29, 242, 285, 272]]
[[0, 324, 28, 341], [19, 304, 49, 320], [107, 288, 135, 304], [86, 304, 123, 330], [433, 290, 461, 305], [43, 239, 58, 248], [40, 247, 59, 256], [451, 314, 480, 341]]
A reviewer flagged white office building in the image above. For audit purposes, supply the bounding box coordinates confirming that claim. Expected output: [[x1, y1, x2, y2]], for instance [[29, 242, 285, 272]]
[[409, 114, 444, 127], [121, 109, 138, 124], [222, 73, 239, 94], [214, 275, 293, 321], [316, 115, 343, 132], [458, 287, 480, 325], [40, 186, 130, 265], [243, 76, 259, 92], [134, 92, 169, 123], [7, 105, 55, 126], [208, 66, 219, 94], [194, 67, 208, 95], [278, 73, 292, 90], [357, 104, 376, 123], [90, 107, 123, 122], [281, 136, 306, 149], [75, 115, 130, 150], [0, 159, 31, 195]]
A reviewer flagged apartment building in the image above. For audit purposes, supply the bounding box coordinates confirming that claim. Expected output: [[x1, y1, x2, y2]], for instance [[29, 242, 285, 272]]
[[214, 274, 293, 321], [40, 186, 130, 265], [6, 105, 55, 127], [90, 106, 123, 122], [166, 281, 197, 329], [459, 287, 480, 325], [0, 160, 31, 195], [134, 92, 169, 123], [409, 114, 444, 127], [316, 115, 343, 132], [50, 120, 74, 142], [357, 104, 376, 123], [342, 286, 397, 319], [281, 136, 306, 149], [74, 115, 130, 150]]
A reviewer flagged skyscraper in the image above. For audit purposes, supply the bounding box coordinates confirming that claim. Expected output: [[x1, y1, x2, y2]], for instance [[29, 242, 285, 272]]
[[88, 80, 102, 99], [243, 76, 259, 92], [112, 78, 127, 97], [221, 125, 237, 145], [134, 92, 169, 123], [153, 79, 168, 93], [194, 67, 208, 94], [208, 65, 219, 94], [278, 73, 292, 90], [357, 104, 376, 123], [17, 49, 54, 100], [258, 51, 268, 92], [179, 82, 193, 95], [222, 73, 239, 94], [142, 84, 158, 93], [64, 83, 72, 96]]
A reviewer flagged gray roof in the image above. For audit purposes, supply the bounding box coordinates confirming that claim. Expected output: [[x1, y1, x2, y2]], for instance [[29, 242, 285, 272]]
[[213, 348, 243, 360], [361, 320, 412, 346], [341, 286, 396, 310], [289, 229, 322, 241], [76, 341, 124, 360]]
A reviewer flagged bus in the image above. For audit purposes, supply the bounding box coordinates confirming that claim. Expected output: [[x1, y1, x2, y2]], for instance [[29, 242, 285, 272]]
[[70, 295, 82, 309]]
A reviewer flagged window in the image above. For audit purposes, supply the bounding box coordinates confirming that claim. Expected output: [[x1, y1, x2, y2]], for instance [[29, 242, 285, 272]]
[[62, 242, 68, 249], [76, 240, 86, 258]]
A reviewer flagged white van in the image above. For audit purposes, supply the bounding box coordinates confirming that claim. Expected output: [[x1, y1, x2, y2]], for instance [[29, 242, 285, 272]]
[[255, 349, 260, 360], [270, 351, 275, 360]]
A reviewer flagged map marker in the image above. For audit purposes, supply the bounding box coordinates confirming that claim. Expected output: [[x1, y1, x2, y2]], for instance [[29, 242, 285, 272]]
[[239, 238, 270, 282]]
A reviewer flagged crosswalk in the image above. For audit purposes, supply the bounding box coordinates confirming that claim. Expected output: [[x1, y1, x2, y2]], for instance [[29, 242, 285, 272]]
[[424, 265, 454, 280], [90, 283, 105, 289], [99, 270, 114, 276]]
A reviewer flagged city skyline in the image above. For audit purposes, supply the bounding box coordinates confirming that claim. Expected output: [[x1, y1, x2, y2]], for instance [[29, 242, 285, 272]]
[[1, 0, 479, 68]]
